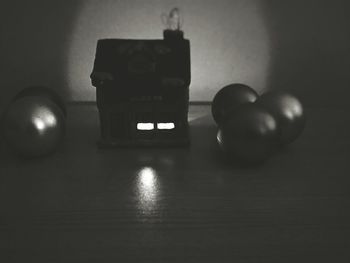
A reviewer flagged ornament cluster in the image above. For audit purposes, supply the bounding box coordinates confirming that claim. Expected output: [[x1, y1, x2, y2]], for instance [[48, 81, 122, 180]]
[[0, 84, 306, 164], [212, 84, 306, 165]]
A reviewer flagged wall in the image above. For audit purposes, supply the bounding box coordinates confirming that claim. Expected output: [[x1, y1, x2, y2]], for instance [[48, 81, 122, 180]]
[[67, 0, 269, 102], [0, 0, 349, 111], [0, 0, 80, 113], [263, 0, 350, 108]]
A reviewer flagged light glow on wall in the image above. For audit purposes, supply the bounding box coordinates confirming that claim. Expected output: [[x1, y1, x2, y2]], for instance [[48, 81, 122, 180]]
[[67, 0, 270, 101]]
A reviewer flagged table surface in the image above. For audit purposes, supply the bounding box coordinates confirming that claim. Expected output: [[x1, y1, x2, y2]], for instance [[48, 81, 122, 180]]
[[0, 105, 349, 263]]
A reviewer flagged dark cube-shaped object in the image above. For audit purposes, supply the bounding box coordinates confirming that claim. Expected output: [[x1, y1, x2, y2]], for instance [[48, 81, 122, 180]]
[[91, 36, 191, 147]]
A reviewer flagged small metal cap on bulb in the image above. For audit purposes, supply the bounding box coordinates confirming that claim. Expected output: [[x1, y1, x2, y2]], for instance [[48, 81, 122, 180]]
[[162, 7, 184, 40]]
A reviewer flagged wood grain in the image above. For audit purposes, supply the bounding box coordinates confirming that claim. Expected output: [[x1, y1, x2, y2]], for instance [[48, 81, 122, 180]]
[[0, 105, 349, 262]]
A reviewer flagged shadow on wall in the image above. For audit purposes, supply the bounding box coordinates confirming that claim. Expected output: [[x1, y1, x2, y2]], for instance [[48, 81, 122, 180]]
[[262, 0, 350, 108], [0, 0, 82, 113]]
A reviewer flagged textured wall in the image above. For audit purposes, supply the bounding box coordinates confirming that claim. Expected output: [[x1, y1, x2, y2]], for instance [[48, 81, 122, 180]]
[[1, 0, 350, 110]]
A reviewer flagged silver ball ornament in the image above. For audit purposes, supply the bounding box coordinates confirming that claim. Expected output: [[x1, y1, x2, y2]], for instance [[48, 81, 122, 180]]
[[217, 103, 279, 164], [3, 96, 65, 157], [257, 91, 306, 145]]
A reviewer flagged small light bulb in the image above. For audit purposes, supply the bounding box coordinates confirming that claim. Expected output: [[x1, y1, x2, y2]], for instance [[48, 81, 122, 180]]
[[163, 7, 182, 31]]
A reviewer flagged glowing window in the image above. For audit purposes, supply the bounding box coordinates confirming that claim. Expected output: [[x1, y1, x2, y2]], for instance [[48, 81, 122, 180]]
[[137, 123, 154, 130], [157, 123, 175, 130]]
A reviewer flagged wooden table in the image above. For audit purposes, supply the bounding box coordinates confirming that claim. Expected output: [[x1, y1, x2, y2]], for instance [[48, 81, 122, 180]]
[[0, 105, 349, 262]]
